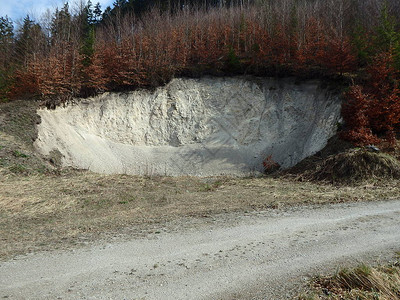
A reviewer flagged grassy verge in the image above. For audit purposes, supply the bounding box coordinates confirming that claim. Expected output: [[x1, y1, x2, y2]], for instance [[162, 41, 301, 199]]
[[1, 99, 400, 262], [0, 100, 49, 176], [1, 170, 400, 261], [300, 256, 400, 300]]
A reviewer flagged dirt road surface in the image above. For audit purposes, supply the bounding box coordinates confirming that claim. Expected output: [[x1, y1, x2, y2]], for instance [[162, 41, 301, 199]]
[[1, 200, 399, 300]]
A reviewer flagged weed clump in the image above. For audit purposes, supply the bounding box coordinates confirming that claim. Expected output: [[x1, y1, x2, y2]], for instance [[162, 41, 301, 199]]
[[291, 149, 400, 184], [300, 261, 400, 300]]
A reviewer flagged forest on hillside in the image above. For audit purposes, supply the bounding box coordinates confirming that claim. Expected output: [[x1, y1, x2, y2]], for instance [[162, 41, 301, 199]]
[[0, 0, 400, 146]]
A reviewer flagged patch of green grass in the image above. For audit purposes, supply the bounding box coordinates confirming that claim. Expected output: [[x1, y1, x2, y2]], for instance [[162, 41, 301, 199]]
[[35, 165, 48, 174], [13, 150, 29, 158], [198, 180, 224, 192], [355, 264, 373, 276], [118, 193, 136, 205], [8, 164, 27, 174], [199, 183, 213, 192]]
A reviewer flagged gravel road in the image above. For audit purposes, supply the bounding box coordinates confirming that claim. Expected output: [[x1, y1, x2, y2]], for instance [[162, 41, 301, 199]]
[[1, 200, 400, 300]]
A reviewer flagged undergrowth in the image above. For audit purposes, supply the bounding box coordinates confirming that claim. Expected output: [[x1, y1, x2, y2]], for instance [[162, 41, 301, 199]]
[[300, 260, 400, 300], [300, 149, 400, 184]]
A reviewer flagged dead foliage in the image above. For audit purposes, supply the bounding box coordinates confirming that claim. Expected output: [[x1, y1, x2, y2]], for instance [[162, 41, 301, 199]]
[[286, 148, 400, 185], [300, 261, 400, 300], [283, 135, 400, 184]]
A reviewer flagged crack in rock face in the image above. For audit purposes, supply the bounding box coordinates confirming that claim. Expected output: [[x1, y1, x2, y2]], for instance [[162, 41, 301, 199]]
[[34, 76, 342, 176]]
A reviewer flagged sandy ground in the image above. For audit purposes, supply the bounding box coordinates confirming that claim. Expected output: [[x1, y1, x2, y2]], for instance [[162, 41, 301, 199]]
[[35, 77, 341, 176], [1, 200, 399, 300]]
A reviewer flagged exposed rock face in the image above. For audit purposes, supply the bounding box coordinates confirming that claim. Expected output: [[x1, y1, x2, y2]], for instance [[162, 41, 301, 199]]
[[34, 76, 342, 176]]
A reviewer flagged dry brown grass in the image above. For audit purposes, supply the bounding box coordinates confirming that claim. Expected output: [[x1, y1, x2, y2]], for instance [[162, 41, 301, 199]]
[[1, 170, 400, 261], [2, 99, 400, 262], [288, 149, 400, 184], [300, 260, 400, 300]]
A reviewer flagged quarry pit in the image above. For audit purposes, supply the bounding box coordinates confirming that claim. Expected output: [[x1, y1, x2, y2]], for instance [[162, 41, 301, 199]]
[[34, 76, 342, 176]]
